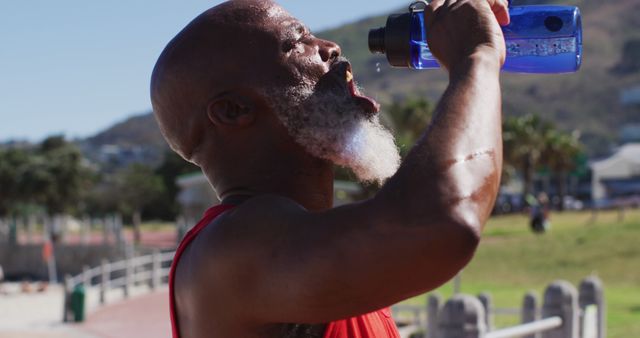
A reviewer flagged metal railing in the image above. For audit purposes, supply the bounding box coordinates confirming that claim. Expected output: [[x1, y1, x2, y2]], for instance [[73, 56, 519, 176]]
[[391, 276, 604, 338], [62, 257, 604, 338], [485, 316, 562, 338], [62, 250, 176, 322]]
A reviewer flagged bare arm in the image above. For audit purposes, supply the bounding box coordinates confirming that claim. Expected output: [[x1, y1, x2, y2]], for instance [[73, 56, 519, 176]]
[[200, 0, 507, 325]]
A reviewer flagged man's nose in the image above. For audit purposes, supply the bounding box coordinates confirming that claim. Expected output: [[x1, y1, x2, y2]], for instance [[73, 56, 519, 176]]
[[318, 39, 341, 62]]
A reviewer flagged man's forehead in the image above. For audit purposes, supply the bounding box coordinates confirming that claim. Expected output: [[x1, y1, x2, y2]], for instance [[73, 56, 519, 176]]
[[264, 3, 309, 36]]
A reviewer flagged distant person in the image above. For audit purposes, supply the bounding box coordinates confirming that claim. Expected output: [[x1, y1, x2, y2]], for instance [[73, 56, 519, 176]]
[[151, 0, 509, 337], [529, 192, 550, 233]]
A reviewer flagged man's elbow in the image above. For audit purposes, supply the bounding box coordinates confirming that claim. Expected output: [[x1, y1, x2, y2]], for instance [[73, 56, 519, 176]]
[[445, 209, 484, 269]]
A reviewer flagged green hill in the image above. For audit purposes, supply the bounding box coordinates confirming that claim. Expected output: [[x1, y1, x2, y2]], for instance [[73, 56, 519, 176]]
[[317, 0, 640, 156], [87, 0, 640, 158], [84, 112, 165, 149]]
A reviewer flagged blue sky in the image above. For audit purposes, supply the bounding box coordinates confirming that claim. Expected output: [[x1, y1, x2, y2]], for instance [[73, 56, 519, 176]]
[[0, 1, 402, 142]]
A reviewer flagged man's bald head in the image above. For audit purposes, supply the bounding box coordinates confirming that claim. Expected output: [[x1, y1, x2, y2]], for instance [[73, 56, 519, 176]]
[[151, 0, 400, 187], [150, 0, 294, 161]]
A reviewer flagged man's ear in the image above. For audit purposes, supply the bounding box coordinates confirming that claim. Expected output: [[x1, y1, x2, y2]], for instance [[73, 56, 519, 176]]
[[206, 90, 257, 127]]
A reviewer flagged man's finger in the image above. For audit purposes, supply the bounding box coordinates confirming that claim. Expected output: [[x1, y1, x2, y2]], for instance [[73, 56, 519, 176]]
[[488, 0, 510, 26], [424, 0, 447, 28]]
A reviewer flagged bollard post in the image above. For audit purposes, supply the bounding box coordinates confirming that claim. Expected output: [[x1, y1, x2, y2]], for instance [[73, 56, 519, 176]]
[[478, 292, 494, 332], [438, 294, 486, 338], [62, 274, 72, 322], [124, 251, 132, 298], [427, 293, 442, 338], [151, 250, 161, 290], [99, 259, 109, 304], [579, 276, 605, 338], [541, 280, 578, 338], [522, 291, 539, 338]]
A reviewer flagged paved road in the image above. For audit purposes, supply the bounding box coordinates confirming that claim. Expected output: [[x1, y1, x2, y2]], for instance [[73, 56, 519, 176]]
[[82, 289, 171, 338], [1, 284, 416, 338]]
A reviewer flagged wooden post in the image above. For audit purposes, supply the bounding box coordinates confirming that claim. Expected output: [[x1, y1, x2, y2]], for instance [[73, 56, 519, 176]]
[[99, 259, 109, 304], [427, 293, 442, 338], [541, 280, 578, 338], [439, 294, 486, 338], [81, 216, 90, 245], [27, 214, 35, 244], [102, 217, 109, 246], [579, 276, 605, 338], [43, 216, 50, 241], [115, 214, 124, 247], [522, 291, 539, 338], [151, 250, 161, 290]]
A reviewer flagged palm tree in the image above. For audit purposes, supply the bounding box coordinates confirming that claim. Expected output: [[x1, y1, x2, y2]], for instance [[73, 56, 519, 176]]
[[541, 130, 582, 211], [386, 97, 433, 157], [502, 114, 554, 200]]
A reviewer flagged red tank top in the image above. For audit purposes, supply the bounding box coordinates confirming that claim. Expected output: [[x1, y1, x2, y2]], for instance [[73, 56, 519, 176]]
[[169, 204, 400, 338]]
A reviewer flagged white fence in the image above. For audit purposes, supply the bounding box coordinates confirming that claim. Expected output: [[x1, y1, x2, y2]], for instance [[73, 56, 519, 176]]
[[62, 250, 176, 322], [63, 255, 605, 338], [395, 276, 604, 338]]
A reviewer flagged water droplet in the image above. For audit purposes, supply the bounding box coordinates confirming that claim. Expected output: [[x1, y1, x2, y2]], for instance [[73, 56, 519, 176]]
[[375, 62, 381, 73]]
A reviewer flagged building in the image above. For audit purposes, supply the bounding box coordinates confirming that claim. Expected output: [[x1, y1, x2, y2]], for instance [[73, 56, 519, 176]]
[[620, 85, 640, 106], [176, 173, 220, 222], [590, 143, 640, 201]]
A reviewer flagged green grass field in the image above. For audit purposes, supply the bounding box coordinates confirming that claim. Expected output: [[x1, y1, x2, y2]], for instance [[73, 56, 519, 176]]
[[401, 208, 640, 337]]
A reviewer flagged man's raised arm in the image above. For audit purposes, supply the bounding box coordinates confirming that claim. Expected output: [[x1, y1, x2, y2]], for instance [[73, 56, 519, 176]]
[[201, 0, 507, 325]]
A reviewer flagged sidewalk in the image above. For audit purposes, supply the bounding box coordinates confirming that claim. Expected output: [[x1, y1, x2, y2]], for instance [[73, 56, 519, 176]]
[[0, 283, 169, 338], [0, 283, 97, 338], [81, 289, 170, 338]]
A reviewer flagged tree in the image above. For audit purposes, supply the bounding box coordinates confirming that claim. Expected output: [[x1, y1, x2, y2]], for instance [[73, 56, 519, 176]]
[[503, 114, 554, 199], [36, 136, 93, 215], [0, 137, 93, 217], [541, 130, 582, 211], [153, 151, 199, 220], [386, 97, 434, 157], [115, 163, 166, 243], [0, 148, 31, 215], [334, 97, 435, 198]]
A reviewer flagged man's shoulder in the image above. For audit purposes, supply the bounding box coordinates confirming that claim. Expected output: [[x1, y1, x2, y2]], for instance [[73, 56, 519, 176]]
[[191, 195, 306, 259], [181, 195, 306, 298]]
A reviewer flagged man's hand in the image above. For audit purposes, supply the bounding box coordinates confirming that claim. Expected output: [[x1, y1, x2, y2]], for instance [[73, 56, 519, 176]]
[[425, 0, 510, 73]]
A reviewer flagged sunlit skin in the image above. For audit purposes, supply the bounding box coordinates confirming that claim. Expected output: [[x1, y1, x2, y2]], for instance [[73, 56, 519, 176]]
[[150, 0, 509, 337]]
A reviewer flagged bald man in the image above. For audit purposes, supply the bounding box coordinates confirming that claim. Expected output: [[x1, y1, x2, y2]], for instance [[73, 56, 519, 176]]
[[151, 0, 509, 337]]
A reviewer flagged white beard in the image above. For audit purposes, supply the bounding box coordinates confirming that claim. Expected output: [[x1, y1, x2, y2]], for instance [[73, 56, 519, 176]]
[[264, 77, 401, 185]]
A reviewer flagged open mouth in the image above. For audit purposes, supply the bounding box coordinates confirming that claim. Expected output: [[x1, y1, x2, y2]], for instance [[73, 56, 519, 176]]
[[320, 61, 380, 117]]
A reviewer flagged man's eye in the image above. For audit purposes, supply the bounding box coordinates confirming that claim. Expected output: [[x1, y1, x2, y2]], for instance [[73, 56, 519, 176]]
[[283, 38, 306, 53], [282, 40, 297, 52]]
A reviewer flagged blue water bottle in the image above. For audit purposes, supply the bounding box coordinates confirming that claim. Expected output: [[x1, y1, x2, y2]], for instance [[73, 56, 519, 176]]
[[368, 0, 582, 73]]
